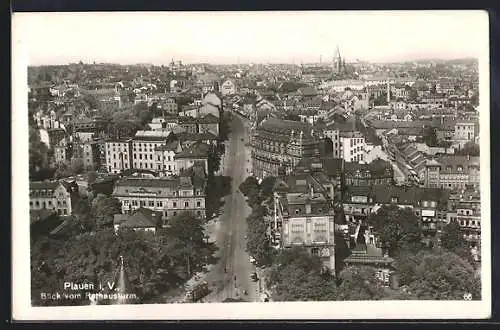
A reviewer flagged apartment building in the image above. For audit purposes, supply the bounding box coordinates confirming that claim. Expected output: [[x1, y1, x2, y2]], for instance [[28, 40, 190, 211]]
[[340, 131, 366, 163], [342, 185, 450, 236], [105, 139, 133, 174], [29, 181, 72, 216], [447, 186, 481, 247], [132, 130, 172, 170], [112, 173, 207, 225], [276, 173, 336, 271], [251, 117, 320, 179], [154, 140, 181, 176], [424, 155, 480, 190]]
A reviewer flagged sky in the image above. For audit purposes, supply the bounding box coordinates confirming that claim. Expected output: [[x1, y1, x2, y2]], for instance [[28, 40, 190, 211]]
[[12, 11, 488, 65]]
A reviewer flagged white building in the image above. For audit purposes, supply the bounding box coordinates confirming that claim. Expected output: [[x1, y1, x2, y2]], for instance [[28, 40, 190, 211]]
[[132, 130, 172, 171], [340, 131, 366, 163], [105, 139, 133, 174], [220, 79, 238, 96], [29, 181, 72, 216]]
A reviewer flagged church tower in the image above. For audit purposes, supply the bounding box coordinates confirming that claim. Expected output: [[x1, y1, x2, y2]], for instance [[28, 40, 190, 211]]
[[333, 45, 343, 75]]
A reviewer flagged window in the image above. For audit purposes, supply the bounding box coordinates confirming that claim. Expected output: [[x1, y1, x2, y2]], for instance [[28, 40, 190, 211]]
[[173, 202, 177, 208], [114, 162, 116, 168], [62, 200, 67, 206], [149, 201, 154, 207], [48, 200, 52, 206], [134, 154, 136, 159], [295, 209, 300, 214], [185, 202, 189, 208], [197, 201, 201, 207], [63, 209, 67, 215], [157, 202, 163, 207], [30, 201, 33, 207], [150, 154, 153, 160]]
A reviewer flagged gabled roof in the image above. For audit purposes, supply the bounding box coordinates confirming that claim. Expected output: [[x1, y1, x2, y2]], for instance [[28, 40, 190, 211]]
[[114, 207, 159, 228], [174, 141, 210, 159], [30, 181, 60, 191]]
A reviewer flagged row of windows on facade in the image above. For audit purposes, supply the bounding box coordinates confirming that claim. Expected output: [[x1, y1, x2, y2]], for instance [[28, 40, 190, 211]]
[[349, 138, 364, 147], [30, 200, 67, 207], [292, 207, 326, 214], [428, 165, 478, 172], [350, 146, 364, 155], [349, 197, 438, 207], [449, 216, 481, 228], [121, 189, 202, 196], [350, 154, 364, 162], [123, 200, 202, 208], [30, 191, 67, 197]]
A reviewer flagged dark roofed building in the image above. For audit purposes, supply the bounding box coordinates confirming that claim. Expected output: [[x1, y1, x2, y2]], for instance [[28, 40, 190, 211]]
[[251, 117, 320, 179], [113, 207, 161, 233]]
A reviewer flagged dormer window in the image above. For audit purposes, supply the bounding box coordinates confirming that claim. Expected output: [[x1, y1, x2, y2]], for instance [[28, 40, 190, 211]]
[[457, 166, 463, 172], [295, 209, 300, 215]]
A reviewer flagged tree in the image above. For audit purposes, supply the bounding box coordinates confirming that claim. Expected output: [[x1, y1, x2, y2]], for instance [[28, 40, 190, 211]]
[[456, 141, 480, 157], [367, 205, 423, 256], [239, 176, 261, 207], [423, 126, 438, 147], [267, 248, 337, 301], [408, 88, 419, 101], [440, 219, 473, 262], [29, 126, 51, 180], [30, 224, 186, 306], [163, 212, 217, 278], [91, 194, 122, 229], [405, 250, 480, 300], [260, 176, 277, 200], [207, 144, 222, 177], [284, 113, 300, 121], [336, 266, 386, 300]]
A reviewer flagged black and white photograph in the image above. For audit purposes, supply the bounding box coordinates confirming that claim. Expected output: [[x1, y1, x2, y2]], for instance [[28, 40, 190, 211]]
[[12, 10, 491, 320]]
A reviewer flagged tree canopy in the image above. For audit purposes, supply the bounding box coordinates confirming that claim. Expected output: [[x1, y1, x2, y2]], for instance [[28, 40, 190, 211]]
[[267, 247, 337, 301], [402, 250, 480, 300], [367, 205, 423, 256]]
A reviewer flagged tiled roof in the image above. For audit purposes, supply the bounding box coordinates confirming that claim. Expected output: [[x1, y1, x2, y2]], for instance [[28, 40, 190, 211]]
[[344, 185, 450, 208], [30, 181, 60, 191], [114, 208, 159, 228], [115, 177, 182, 189], [367, 119, 432, 130], [174, 132, 217, 142], [174, 142, 210, 159], [258, 117, 313, 136], [155, 140, 179, 151]]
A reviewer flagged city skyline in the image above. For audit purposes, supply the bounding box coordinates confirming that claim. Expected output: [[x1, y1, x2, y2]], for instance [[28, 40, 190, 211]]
[[13, 11, 487, 66]]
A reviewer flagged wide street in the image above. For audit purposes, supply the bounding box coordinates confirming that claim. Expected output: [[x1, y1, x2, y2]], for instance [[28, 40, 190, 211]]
[[203, 113, 259, 302]]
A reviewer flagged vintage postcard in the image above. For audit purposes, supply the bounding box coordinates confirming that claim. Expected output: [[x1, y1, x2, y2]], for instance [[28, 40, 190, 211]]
[[12, 10, 491, 320]]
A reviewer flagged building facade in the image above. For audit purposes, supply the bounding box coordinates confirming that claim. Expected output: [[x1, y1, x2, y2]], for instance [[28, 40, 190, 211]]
[[424, 155, 480, 190], [340, 131, 366, 163], [276, 174, 336, 271], [29, 181, 73, 216], [112, 176, 207, 224], [105, 139, 133, 174], [251, 118, 320, 179]]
